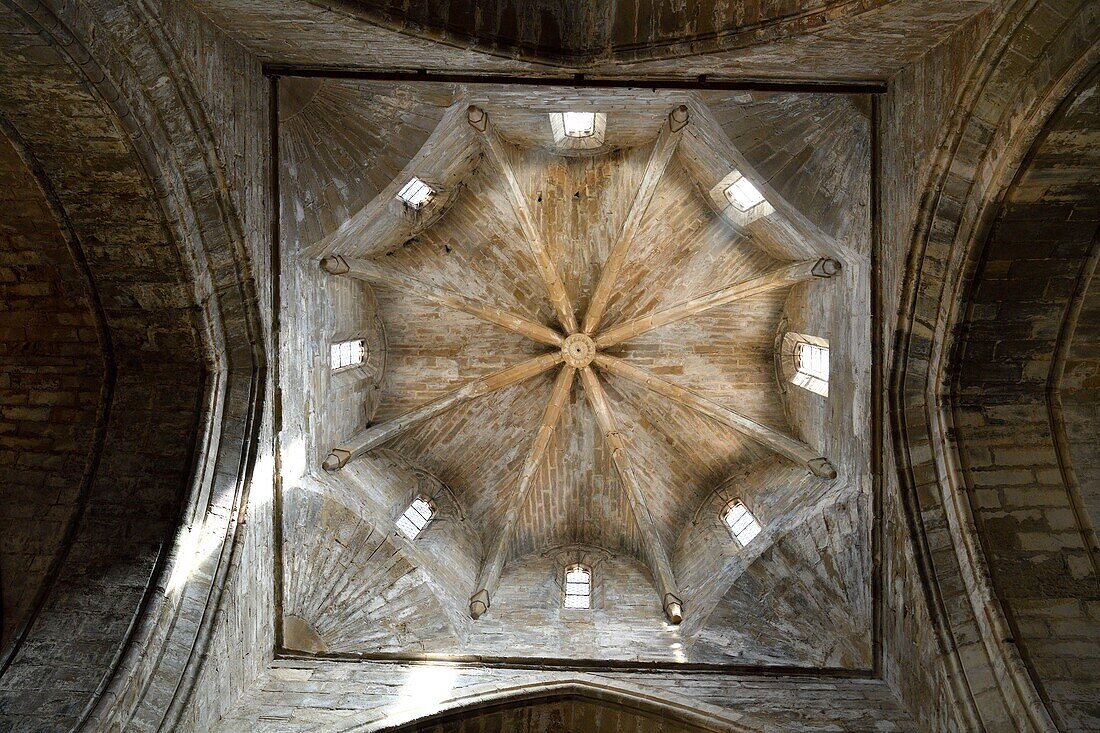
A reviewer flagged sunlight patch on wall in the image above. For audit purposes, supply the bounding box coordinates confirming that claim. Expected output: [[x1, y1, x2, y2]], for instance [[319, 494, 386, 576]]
[[377, 664, 460, 726]]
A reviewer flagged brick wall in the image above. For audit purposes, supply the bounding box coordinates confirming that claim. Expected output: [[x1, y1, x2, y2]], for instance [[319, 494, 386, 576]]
[[0, 128, 107, 663], [0, 6, 208, 727]]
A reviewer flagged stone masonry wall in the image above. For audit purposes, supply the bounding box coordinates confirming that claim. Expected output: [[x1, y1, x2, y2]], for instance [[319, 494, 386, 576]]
[[212, 658, 919, 732], [952, 66, 1100, 732], [3, 0, 1096, 731], [154, 1, 277, 730], [876, 5, 998, 730], [331, 0, 893, 64], [1062, 278, 1099, 556], [0, 5, 208, 728], [187, 0, 992, 84], [0, 1, 272, 730], [0, 127, 106, 663], [886, 0, 1100, 729]]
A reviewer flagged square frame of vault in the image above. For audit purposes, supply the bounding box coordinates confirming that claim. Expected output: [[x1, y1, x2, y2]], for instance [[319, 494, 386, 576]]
[[270, 74, 881, 675]]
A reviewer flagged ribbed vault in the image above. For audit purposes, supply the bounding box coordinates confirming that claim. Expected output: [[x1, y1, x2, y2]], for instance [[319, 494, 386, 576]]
[[2, 1, 1098, 731], [277, 78, 872, 669]]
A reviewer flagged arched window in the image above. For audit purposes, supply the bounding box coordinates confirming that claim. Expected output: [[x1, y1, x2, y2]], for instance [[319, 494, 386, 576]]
[[563, 564, 592, 609], [780, 333, 829, 397], [330, 338, 366, 372], [395, 496, 435, 539], [793, 341, 829, 395], [723, 500, 762, 546]]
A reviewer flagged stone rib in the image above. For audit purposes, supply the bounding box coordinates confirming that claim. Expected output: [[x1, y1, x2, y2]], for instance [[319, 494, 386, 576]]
[[597, 259, 838, 348], [468, 105, 578, 334], [321, 255, 563, 347], [579, 366, 684, 624], [594, 354, 836, 479], [583, 105, 689, 334], [322, 352, 563, 471], [469, 365, 576, 619]]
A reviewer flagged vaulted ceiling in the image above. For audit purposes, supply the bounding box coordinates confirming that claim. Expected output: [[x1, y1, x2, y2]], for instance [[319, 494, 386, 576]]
[[336, 0, 896, 63], [277, 78, 872, 669], [4, 1, 1096, 731]]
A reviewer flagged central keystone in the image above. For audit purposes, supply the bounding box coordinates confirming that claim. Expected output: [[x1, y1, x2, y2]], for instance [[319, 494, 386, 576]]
[[562, 333, 596, 368]]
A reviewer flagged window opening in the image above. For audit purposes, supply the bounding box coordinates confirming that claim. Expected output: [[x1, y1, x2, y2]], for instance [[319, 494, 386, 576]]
[[724, 173, 766, 211], [723, 500, 762, 546], [561, 112, 597, 138], [397, 176, 434, 209], [548, 112, 606, 151], [396, 497, 435, 539], [563, 564, 591, 609], [721, 173, 765, 211], [793, 341, 829, 396], [330, 339, 366, 371]]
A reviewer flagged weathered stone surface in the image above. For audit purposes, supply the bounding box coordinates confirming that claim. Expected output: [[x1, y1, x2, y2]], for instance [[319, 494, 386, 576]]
[[952, 66, 1100, 733], [0, 1, 271, 731], [0, 7, 205, 728], [0, 124, 106, 665], [275, 75, 872, 670], [188, 0, 996, 80], [212, 659, 920, 732], [0, 1, 1095, 732], [887, 0, 1100, 730]]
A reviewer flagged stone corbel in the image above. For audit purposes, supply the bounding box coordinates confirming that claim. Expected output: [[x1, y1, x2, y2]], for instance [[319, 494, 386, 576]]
[[663, 593, 684, 625], [320, 255, 351, 275], [669, 104, 689, 132], [466, 105, 487, 132], [808, 457, 838, 480], [321, 448, 352, 472], [811, 258, 842, 278], [469, 589, 490, 619]]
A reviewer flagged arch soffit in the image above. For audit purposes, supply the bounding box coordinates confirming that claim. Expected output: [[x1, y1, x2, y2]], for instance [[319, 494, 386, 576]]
[[889, 0, 1100, 729], [0, 0, 268, 730], [324, 674, 751, 733], [305, 0, 892, 67]]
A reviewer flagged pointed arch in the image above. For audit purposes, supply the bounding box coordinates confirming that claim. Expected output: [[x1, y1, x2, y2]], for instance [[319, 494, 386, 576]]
[[338, 675, 751, 733]]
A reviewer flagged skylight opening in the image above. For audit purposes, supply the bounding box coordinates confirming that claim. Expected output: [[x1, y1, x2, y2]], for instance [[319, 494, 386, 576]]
[[548, 112, 606, 151], [561, 112, 597, 138], [396, 176, 434, 210], [395, 497, 435, 539], [330, 339, 366, 372], [563, 564, 591, 609], [724, 173, 766, 211], [723, 500, 762, 546], [793, 341, 829, 396]]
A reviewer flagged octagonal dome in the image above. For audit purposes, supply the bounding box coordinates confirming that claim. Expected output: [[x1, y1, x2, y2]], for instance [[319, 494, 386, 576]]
[[277, 79, 873, 669]]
